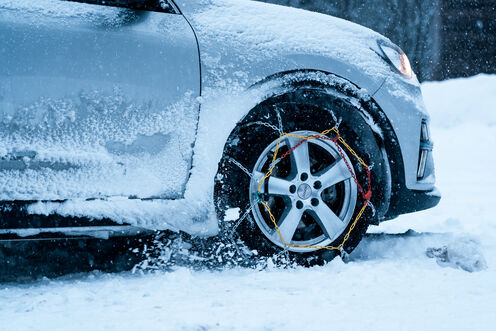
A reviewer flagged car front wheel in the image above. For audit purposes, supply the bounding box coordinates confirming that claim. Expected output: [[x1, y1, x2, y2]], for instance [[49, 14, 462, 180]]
[[214, 88, 390, 265]]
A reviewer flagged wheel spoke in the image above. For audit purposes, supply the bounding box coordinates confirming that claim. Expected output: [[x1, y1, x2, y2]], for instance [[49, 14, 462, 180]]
[[267, 176, 293, 196], [253, 171, 292, 197], [312, 203, 344, 239], [273, 206, 303, 244], [317, 158, 352, 189], [286, 136, 310, 175]]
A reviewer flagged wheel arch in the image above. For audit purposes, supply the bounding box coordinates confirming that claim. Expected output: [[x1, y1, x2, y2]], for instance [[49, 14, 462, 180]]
[[240, 69, 405, 221]]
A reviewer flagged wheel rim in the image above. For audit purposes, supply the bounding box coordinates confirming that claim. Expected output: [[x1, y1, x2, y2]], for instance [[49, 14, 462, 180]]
[[249, 130, 357, 253]]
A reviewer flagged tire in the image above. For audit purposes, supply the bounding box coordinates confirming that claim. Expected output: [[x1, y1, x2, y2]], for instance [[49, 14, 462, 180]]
[[214, 88, 390, 266]]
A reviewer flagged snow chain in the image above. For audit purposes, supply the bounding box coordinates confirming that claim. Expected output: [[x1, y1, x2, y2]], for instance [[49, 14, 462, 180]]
[[256, 127, 372, 252]]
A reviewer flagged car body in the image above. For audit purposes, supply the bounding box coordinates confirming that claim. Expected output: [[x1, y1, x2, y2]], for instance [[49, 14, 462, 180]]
[[0, 0, 439, 244]]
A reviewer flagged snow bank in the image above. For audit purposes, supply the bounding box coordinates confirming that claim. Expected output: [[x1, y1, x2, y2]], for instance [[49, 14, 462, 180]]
[[1, 258, 494, 330], [422, 74, 496, 128]]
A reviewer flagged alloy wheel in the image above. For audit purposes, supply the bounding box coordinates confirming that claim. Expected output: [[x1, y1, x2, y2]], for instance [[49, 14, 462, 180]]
[[249, 131, 358, 253]]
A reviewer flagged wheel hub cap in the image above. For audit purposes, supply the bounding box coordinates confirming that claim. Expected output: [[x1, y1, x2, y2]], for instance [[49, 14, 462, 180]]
[[297, 183, 312, 200]]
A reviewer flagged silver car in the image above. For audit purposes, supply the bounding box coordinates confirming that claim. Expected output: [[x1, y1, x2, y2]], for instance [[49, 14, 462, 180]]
[[0, 0, 439, 264]]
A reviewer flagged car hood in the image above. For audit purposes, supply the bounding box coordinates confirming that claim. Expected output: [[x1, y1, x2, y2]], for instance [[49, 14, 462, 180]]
[[176, 0, 394, 89]]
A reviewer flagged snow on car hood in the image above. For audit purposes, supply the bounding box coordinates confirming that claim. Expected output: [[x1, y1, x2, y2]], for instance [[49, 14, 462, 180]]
[[178, 0, 392, 88]]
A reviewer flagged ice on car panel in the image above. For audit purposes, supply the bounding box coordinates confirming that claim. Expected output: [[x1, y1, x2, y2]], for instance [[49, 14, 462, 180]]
[[0, 0, 439, 264]]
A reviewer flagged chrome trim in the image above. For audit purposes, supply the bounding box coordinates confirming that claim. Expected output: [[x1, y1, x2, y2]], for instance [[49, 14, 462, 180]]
[[417, 150, 428, 179], [421, 121, 430, 141], [417, 120, 432, 179]]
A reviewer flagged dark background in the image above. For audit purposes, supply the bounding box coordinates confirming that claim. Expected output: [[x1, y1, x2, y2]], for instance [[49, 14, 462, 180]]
[[261, 0, 496, 82]]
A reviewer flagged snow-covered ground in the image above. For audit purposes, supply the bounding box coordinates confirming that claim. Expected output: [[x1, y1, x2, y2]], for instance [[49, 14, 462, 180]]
[[1, 75, 495, 330]]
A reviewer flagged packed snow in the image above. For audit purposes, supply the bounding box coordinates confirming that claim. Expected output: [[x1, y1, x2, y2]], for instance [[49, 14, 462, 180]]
[[180, 0, 391, 79], [0, 74, 495, 330]]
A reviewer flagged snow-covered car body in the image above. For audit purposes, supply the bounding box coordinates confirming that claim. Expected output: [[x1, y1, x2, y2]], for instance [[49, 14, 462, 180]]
[[0, 0, 439, 238]]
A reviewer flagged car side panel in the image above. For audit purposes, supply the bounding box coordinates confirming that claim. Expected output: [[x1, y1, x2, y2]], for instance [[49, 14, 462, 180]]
[[0, 0, 200, 200]]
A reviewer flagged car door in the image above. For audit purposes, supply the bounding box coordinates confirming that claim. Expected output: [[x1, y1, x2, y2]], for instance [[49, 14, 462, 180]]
[[0, 0, 200, 201]]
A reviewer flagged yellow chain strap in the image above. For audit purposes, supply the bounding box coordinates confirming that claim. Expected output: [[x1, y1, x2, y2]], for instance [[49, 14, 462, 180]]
[[256, 127, 370, 251]]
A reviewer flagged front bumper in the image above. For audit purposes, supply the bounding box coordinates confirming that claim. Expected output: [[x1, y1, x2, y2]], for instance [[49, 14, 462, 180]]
[[384, 186, 441, 220], [371, 74, 440, 220], [372, 76, 435, 191]]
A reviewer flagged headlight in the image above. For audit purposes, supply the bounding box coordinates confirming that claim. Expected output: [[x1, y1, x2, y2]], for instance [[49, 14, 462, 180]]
[[378, 41, 413, 79]]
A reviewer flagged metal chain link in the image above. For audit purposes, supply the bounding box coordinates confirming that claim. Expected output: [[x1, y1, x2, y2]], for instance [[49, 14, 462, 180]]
[[228, 204, 253, 239], [228, 157, 252, 178], [255, 127, 373, 252], [251, 121, 283, 134]]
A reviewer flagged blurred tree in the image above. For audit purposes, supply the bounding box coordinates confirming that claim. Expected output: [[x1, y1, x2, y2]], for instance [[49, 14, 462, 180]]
[[262, 0, 495, 81], [439, 0, 496, 80]]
